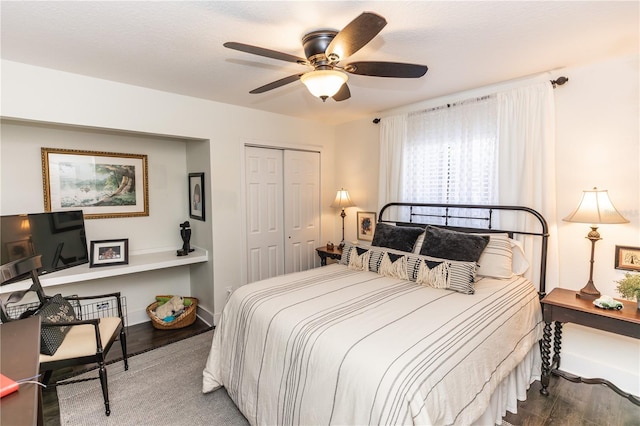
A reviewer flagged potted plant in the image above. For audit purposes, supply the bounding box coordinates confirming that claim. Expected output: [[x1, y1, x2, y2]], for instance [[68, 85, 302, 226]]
[[615, 272, 640, 310]]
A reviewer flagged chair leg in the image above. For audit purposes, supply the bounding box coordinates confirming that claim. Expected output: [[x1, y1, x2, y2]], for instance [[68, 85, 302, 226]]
[[98, 362, 110, 416], [120, 328, 129, 371]]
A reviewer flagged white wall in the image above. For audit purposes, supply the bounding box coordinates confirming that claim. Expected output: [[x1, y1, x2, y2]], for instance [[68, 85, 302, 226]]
[[336, 53, 640, 395], [1, 60, 338, 325], [553, 54, 639, 396], [332, 117, 379, 243]]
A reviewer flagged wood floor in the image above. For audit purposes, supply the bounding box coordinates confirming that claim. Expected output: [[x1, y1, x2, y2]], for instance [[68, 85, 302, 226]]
[[43, 319, 640, 426]]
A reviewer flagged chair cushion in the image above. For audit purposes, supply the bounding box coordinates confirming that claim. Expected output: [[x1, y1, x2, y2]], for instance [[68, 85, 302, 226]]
[[39, 317, 122, 364], [36, 294, 77, 355]]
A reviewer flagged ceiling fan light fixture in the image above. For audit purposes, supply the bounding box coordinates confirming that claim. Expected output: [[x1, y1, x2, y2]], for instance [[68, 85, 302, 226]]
[[300, 70, 348, 101]]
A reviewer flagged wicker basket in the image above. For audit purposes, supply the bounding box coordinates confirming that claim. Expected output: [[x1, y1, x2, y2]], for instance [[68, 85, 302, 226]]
[[146, 296, 199, 330]]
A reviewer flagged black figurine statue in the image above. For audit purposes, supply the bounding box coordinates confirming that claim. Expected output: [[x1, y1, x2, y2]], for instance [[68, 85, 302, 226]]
[[177, 221, 195, 256]]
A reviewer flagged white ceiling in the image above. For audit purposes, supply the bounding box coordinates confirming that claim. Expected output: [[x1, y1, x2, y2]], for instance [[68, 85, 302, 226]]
[[1, 1, 638, 125]]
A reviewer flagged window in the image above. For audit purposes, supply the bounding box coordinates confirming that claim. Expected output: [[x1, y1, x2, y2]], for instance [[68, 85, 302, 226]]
[[402, 96, 498, 207]]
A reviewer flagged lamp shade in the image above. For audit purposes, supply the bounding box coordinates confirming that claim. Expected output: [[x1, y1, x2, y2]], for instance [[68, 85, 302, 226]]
[[301, 70, 348, 99], [563, 187, 628, 224], [330, 189, 356, 209]]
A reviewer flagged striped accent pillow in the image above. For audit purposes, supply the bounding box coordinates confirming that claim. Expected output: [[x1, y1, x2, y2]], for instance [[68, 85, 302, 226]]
[[476, 233, 513, 279], [340, 242, 478, 294]]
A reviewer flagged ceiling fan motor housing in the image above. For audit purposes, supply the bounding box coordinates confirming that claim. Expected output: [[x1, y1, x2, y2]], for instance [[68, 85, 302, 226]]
[[302, 30, 338, 68]]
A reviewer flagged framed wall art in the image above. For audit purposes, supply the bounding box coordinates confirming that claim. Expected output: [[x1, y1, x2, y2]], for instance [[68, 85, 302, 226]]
[[6, 239, 33, 262], [89, 239, 129, 268], [614, 245, 640, 272], [189, 172, 205, 221], [42, 148, 149, 220], [357, 211, 376, 241]]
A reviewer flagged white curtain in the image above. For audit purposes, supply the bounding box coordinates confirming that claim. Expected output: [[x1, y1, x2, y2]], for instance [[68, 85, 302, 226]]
[[497, 81, 559, 289], [378, 114, 407, 220]]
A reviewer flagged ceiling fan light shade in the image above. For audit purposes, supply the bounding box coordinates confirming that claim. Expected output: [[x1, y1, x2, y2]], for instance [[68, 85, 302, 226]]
[[301, 70, 348, 100]]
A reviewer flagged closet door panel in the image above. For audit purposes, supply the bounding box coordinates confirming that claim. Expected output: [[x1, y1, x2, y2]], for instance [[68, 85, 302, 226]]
[[245, 147, 284, 282], [284, 150, 320, 274]]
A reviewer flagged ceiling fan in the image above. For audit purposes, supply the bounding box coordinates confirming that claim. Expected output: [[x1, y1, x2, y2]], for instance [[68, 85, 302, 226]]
[[224, 12, 428, 102]]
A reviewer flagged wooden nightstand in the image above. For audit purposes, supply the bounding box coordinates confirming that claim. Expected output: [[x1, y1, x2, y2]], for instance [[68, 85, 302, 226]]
[[539, 287, 640, 406], [315, 245, 342, 266]]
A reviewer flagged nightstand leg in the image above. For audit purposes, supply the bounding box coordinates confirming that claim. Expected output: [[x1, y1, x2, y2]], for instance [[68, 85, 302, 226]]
[[540, 321, 552, 396], [320, 256, 327, 266], [552, 321, 563, 370]]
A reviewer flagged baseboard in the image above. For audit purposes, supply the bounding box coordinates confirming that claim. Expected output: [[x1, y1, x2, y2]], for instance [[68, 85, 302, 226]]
[[196, 305, 214, 327]]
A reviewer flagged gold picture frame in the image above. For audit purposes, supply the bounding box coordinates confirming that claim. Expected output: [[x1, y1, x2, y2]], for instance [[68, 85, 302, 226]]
[[42, 148, 149, 219]]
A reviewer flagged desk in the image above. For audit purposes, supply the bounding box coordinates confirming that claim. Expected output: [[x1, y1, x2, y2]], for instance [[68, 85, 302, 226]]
[[0, 316, 43, 425], [539, 288, 640, 406]]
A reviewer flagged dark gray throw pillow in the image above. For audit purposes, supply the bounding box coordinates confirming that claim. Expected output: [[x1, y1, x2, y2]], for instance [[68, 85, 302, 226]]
[[420, 225, 490, 262], [37, 293, 77, 355], [371, 222, 424, 253]]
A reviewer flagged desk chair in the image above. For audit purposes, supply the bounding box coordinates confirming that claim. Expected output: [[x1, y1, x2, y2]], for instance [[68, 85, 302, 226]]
[[0, 255, 128, 416]]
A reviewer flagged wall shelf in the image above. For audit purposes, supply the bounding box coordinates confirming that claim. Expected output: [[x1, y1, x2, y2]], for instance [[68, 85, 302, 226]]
[[1, 247, 208, 292]]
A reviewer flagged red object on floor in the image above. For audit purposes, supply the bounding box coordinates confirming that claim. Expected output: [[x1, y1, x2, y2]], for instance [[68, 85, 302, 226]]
[[0, 373, 19, 398]]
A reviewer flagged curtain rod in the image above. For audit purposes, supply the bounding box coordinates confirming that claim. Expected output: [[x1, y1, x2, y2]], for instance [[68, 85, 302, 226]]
[[373, 76, 569, 124]]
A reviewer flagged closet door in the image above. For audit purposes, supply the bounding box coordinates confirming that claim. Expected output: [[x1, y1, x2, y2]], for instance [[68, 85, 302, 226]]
[[245, 147, 321, 283], [283, 150, 320, 274], [245, 147, 284, 283]]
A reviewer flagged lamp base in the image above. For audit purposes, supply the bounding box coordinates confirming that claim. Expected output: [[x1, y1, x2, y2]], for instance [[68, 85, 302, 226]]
[[576, 281, 601, 300]]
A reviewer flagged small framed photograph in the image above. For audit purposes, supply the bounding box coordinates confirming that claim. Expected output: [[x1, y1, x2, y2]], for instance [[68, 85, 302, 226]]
[[357, 211, 376, 241], [614, 245, 640, 272], [189, 173, 205, 222], [90, 239, 129, 268]]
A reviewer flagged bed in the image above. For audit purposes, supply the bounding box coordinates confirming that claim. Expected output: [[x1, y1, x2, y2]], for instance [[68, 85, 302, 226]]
[[203, 203, 549, 425]]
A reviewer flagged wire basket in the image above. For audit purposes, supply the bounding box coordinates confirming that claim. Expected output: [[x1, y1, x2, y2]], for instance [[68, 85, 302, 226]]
[[3, 296, 128, 327], [146, 295, 198, 330]]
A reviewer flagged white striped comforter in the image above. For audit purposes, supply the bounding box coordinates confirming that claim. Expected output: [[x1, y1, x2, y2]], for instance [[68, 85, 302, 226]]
[[203, 264, 543, 425]]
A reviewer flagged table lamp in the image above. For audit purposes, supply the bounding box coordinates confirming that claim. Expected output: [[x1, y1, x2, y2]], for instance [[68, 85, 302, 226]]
[[330, 188, 356, 249], [563, 187, 629, 299]]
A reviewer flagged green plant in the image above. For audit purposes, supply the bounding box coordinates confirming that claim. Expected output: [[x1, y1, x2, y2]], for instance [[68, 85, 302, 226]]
[[615, 272, 640, 301]]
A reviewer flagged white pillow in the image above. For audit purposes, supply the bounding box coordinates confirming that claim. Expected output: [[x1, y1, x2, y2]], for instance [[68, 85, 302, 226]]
[[412, 231, 426, 254], [509, 238, 530, 275], [476, 233, 513, 279]]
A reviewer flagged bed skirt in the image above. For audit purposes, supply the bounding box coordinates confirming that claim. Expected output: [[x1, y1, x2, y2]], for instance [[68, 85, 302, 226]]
[[473, 343, 541, 425]]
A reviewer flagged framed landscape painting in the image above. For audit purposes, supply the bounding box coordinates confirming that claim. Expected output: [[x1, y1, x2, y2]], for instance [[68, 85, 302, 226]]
[[42, 148, 149, 219]]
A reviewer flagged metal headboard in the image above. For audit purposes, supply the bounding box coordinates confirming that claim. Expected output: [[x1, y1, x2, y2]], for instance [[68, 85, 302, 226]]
[[378, 202, 549, 297]]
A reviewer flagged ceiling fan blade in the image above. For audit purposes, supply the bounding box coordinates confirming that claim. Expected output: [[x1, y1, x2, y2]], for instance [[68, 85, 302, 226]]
[[332, 83, 351, 102], [325, 12, 387, 60], [224, 42, 307, 64], [345, 61, 428, 78], [249, 74, 303, 94]]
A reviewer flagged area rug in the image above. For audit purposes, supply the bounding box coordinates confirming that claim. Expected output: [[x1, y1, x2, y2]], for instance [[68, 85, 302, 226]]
[[57, 330, 249, 426]]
